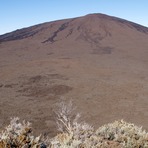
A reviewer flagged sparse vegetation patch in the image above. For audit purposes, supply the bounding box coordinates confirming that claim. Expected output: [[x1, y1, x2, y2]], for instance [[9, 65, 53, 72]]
[[0, 101, 148, 147]]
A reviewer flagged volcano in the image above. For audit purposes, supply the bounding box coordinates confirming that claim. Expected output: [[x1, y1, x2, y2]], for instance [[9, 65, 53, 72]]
[[0, 13, 148, 137]]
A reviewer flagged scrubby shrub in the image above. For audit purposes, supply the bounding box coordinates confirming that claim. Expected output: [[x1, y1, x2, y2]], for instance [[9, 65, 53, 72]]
[[96, 120, 148, 147], [51, 101, 94, 147], [0, 117, 46, 147], [0, 101, 148, 147], [50, 101, 148, 147]]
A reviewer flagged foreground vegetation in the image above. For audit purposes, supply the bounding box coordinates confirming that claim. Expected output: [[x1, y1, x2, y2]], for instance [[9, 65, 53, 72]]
[[0, 101, 148, 147]]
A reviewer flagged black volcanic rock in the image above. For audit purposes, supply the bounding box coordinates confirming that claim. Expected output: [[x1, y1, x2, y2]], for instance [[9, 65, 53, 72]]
[[42, 19, 75, 43], [0, 27, 38, 42]]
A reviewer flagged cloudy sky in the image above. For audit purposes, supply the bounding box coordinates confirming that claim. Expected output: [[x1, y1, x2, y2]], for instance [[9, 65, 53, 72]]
[[0, 0, 148, 35]]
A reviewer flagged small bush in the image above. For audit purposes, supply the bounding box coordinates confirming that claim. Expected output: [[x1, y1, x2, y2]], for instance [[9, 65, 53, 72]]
[[0, 117, 45, 147]]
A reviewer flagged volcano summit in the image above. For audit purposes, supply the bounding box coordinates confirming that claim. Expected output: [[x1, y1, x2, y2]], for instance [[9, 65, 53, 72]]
[[0, 13, 148, 136]]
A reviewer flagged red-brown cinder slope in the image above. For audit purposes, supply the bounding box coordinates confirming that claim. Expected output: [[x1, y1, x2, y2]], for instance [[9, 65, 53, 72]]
[[0, 13, 148, 137]]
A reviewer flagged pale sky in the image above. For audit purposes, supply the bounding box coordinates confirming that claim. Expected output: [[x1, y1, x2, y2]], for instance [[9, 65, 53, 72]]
[[0, 0, 148, 35]]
